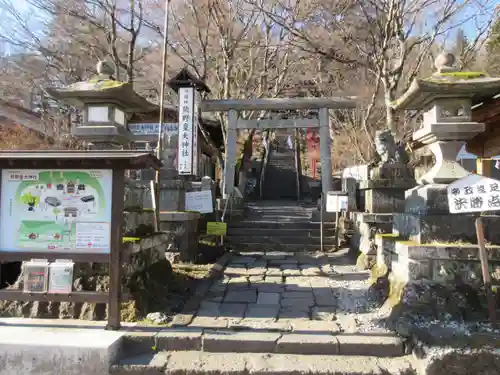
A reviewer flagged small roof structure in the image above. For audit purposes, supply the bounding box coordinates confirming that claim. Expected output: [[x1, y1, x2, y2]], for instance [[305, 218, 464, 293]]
[[0, 150, 162, 169], [391, 53, 500, 111], [167, 67, 211, 93], [46, 61, 158, 112], [391, 74, 500, 111]]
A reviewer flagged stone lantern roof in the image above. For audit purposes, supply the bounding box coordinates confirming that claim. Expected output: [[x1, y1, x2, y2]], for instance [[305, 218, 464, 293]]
[[391, 52, 500, 111], [46, 61, 158, 112]]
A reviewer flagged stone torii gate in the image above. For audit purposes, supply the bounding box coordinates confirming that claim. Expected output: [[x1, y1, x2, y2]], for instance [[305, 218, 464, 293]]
[[200, 97, 357, 199]]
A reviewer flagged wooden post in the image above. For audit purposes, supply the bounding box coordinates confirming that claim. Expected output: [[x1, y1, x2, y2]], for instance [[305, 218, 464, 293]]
[[334, 212, 340, 251], [475, 217, 496, 328], [150, 180, 159, 232], [477, 158, 492, 177], [107, 169, 125, 330]]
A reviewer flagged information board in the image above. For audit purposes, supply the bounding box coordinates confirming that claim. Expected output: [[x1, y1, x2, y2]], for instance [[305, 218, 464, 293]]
[[326, 192, 348, 213], [447, 174, 500, 214], [185, 190, 213, 214], [0, 169, 113, 253]]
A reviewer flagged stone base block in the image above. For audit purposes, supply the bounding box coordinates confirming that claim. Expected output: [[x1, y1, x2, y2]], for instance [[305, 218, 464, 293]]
[[360, 178, 415, 214], [388, 242, 500, 284], [74, 125, 132, 145], [368, 163, 414, 181], [159, 180, 187, 211], [375, 234, 400, 271], [123, 211, 154, 236], [0, 324, 123, 375], [160, 212, 200, 263], [350, 213, 393, 258], [393, 212, 500, 244], [404, 184, 449, 215]]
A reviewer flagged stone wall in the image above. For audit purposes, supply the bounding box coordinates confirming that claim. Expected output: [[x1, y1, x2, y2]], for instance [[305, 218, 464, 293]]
[[123, 180, 155, 236], [375, 237, 500, 285], [124, 177, 210, 262]]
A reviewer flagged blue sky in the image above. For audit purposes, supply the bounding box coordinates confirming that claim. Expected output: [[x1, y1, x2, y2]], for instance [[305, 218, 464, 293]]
[[4, 0, 500, 53]]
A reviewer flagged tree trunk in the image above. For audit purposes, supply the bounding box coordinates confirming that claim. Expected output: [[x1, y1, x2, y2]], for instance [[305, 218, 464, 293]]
[[383, 82, 397, 135]]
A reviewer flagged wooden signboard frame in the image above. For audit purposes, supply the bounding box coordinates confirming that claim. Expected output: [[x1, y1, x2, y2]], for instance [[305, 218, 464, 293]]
[[0, 150, 161, 330]]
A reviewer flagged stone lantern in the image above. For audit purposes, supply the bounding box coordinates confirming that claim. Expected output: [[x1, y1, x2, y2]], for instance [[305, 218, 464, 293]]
[[46, 61, 156, 149], [393, 53, 500, 244], [391, 52, 500, 214]]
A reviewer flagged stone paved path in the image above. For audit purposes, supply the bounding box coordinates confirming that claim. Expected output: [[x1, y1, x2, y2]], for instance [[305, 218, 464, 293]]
[[173, 248, 390, 335], [111, 249, 411, 374]]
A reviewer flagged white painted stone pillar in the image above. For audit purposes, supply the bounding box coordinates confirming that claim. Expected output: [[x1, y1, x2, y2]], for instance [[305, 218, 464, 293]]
[[223, 109, 238, 198], [319, 107, 332, 197]]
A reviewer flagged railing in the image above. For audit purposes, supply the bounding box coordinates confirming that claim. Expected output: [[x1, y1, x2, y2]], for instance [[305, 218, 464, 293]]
[[320, 191, 324, 252], [259, 132, 271, 200], [293, 129, 302, 202]]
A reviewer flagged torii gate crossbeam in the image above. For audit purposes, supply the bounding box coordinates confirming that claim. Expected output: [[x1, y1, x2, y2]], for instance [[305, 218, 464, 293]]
[[200, 97, 357, 199]]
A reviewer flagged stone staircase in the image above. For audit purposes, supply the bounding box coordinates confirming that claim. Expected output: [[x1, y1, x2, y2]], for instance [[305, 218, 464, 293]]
[[110, 249, 416, 374], [262, 132, 298, 200], [226, 201, 339, 252]]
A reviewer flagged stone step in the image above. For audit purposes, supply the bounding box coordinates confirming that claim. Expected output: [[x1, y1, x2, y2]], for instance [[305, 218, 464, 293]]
[[111, 351, 417, 375], [226, 235, 338, 245], [229, 242, 339, 252], [246, 206, 313, 212], [245, 208, 312, 214], [118, 328, 404, 358], [242, 216, 313, 222], [227, 228, 336, 237], [266, 163, 295, 167], [229, 221, 334, 230]]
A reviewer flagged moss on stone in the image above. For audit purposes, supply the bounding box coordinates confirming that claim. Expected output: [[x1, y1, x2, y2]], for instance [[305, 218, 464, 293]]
[[422, 71, 489, 84], [87, 78, 125, 89], [383, 278, 407, 309], [369, 263, 388, 285], [435, 71, 488, 79], [356, 253, 370, 271], [396, 240, 418, 245], [124, 207, 155, 214], [199, 239, 217, 247], [122, 237, 141, 243], [375, 233, 400, 239], [120, 300, 138, 322]]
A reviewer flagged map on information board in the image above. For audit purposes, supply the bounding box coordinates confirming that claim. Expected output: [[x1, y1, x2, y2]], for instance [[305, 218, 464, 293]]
[[0, 169, 112, 253]]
